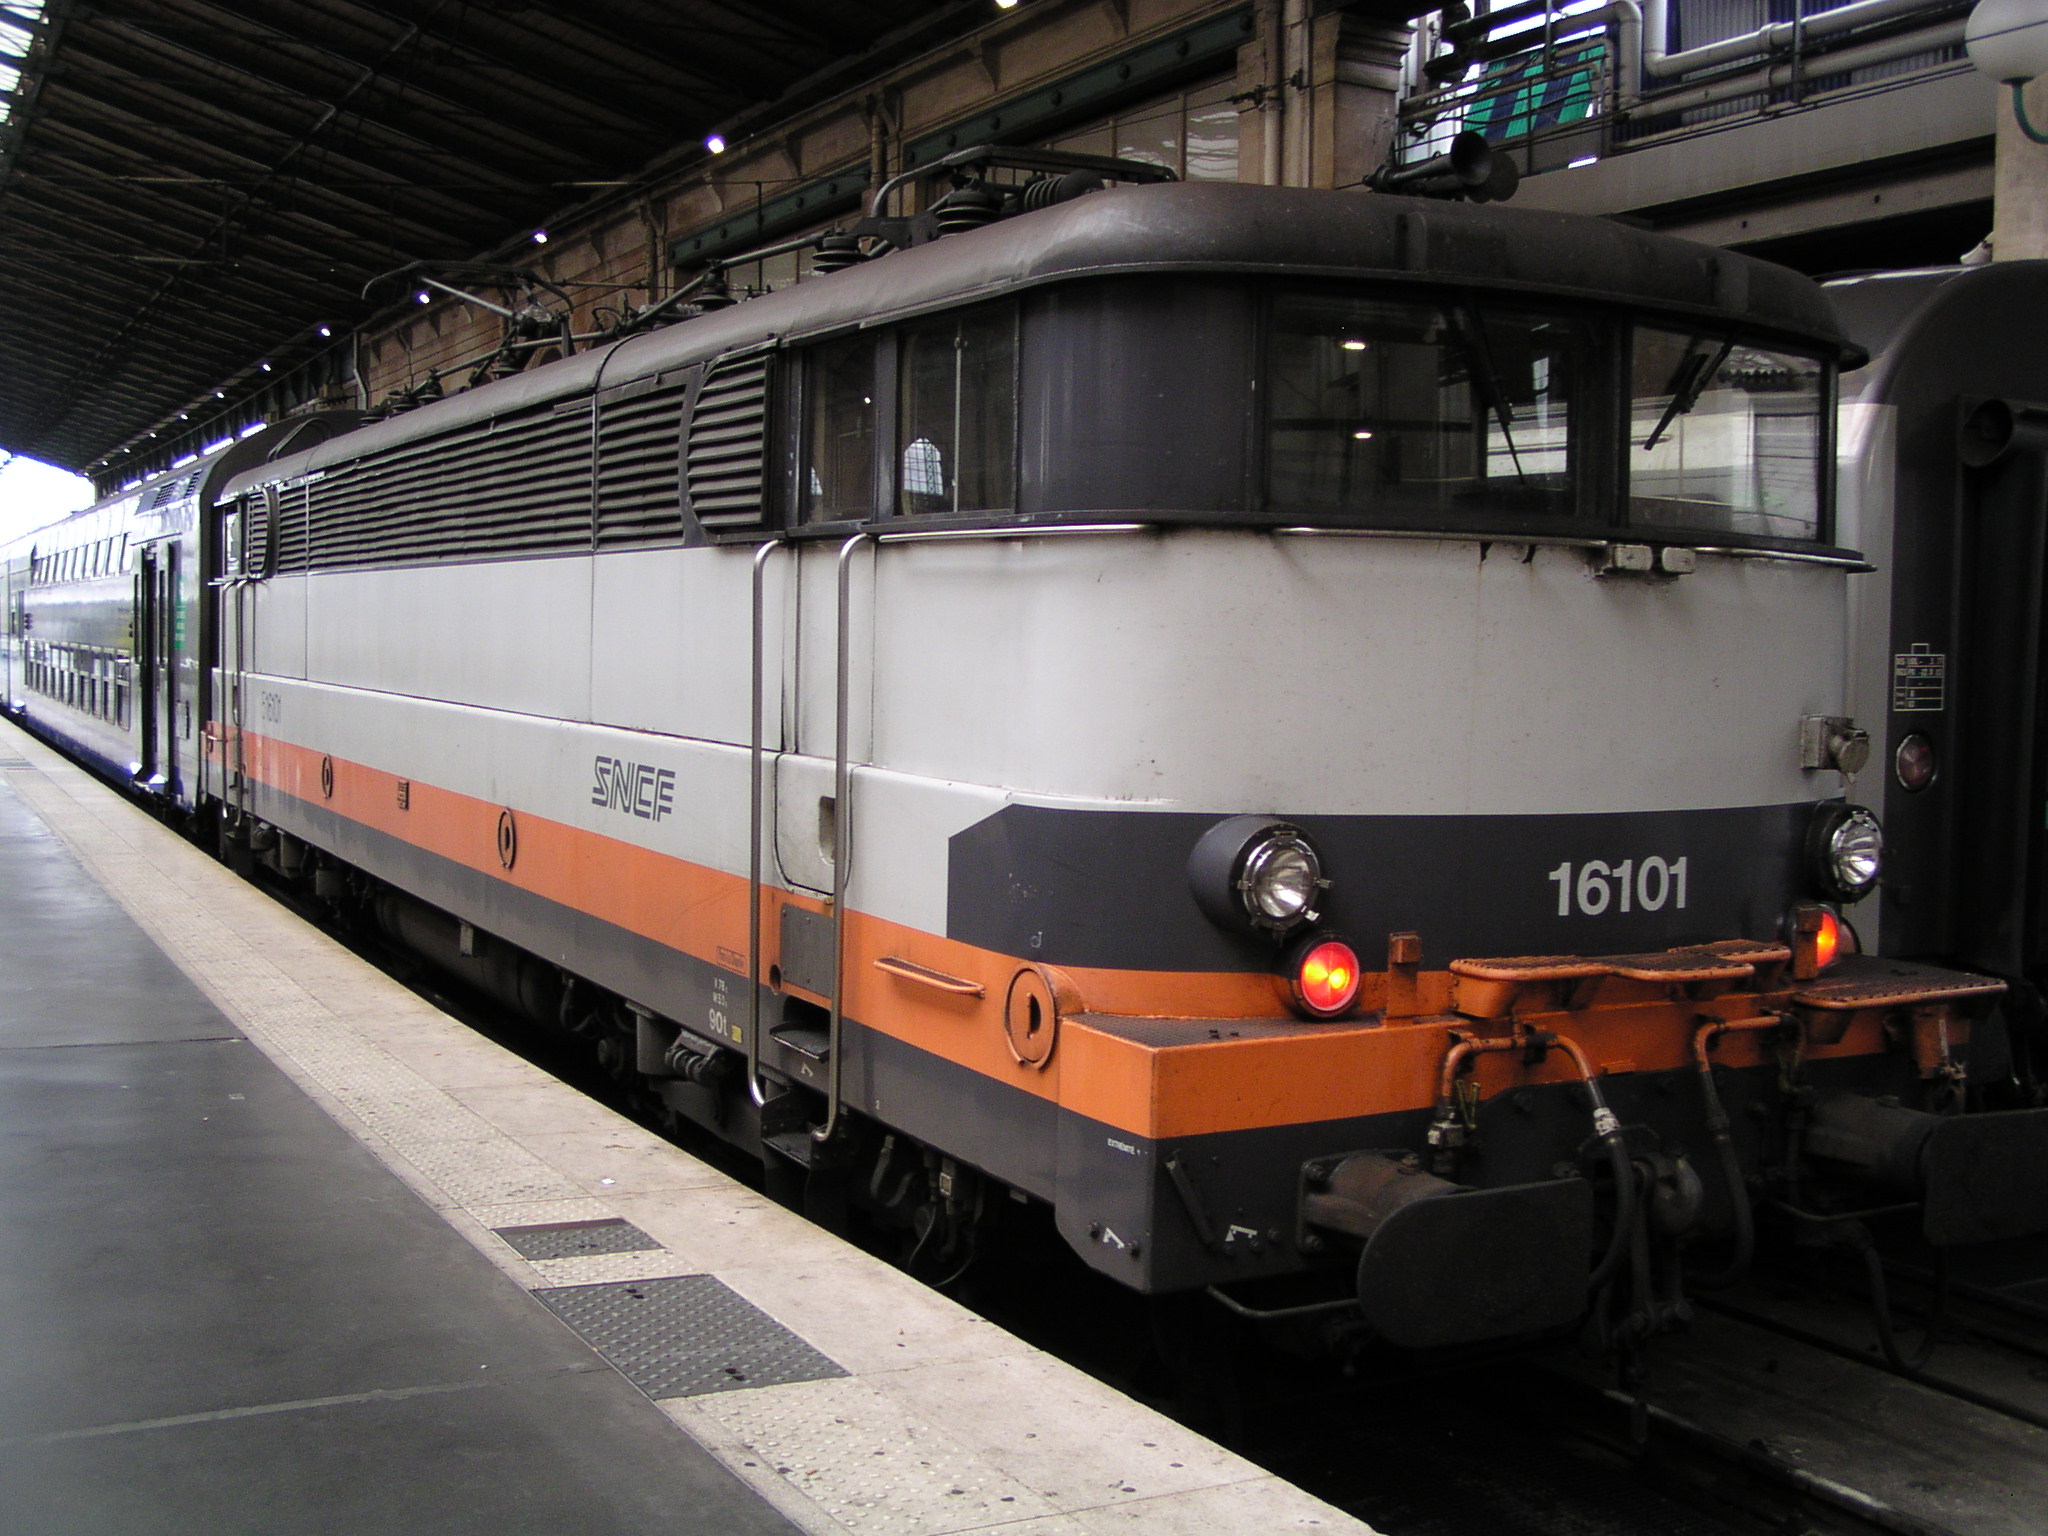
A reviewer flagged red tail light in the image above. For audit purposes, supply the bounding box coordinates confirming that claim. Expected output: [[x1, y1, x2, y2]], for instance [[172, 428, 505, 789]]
[[1288, 934, 1362, 1019], [1895, 733, 1936, 792]]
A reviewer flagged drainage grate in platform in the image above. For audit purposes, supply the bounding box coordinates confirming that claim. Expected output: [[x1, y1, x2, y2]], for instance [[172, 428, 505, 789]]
[[537, 1274, 844, 1399], [493, 1216, 662, 1261]]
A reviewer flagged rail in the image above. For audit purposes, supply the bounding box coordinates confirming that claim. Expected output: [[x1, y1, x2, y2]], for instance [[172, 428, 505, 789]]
[[229, 573, 251, 817], [744, 538, 784, 1110], [817, 531, 873, 1144]]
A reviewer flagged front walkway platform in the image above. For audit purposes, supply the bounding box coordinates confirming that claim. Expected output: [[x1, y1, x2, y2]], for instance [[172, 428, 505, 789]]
[[0, 718, 1366, 1536]]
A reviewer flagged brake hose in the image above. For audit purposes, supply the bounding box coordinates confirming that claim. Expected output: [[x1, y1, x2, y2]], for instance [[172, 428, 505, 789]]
[[1687, 1017, 1784, 1287]]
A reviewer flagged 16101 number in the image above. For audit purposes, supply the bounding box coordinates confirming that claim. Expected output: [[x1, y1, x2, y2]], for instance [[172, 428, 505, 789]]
[[1547, 857, 1688, 917]]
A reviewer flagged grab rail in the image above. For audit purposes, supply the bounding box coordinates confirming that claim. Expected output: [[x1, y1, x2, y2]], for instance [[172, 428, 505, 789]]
[[741, 530, 877, 1144], [816, 530, 873, 1144], [745, 538, 785, 1109]]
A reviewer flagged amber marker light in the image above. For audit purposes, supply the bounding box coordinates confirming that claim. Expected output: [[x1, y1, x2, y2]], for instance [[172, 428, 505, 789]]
[[1790, 903, 1847, 980], [1287, 933, 1363, 1019]]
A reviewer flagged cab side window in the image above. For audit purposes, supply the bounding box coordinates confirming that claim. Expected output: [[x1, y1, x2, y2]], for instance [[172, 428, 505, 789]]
[[800, 335, 877, 523], [898, 306, 1017, 516]]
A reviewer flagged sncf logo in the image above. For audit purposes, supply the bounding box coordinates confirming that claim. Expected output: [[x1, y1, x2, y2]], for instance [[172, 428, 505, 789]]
[[591, 755, 676, 823]]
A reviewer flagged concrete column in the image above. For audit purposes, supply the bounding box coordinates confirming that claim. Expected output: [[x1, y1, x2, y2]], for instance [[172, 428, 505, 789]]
[[1993, 77, 2048, 259], [1306, 10, 1412, 190]]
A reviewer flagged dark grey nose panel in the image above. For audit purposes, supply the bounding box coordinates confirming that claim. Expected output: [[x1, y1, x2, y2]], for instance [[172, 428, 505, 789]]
[[1922, 1107, 2048, 1246], [1355, 1178, 1594, 1349]]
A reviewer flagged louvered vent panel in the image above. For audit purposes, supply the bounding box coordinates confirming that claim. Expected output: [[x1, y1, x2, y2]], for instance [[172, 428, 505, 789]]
[[304, 400, 593, 570], [275, 486, 311, 573], [244, 493, 271, 575], [147, 469, 204, 511], [597, 381, 688, 547], [686, 355, 770, 529]]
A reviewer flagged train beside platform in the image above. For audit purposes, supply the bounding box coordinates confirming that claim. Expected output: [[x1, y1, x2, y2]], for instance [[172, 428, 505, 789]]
[[6, 170, 2044, 1357]]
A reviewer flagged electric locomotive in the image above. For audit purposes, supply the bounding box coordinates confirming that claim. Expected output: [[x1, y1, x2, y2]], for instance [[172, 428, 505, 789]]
[[7, 175, 2043, 1354]]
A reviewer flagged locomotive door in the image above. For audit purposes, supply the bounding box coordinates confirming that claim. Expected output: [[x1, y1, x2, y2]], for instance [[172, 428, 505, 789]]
[[750, 535, 872, 1139], [772, 548, 839, 901], [135, 541, 177, 790]]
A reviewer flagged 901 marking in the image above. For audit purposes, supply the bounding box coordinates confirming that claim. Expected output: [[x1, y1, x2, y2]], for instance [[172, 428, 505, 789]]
[[1547, 857, 1687, 917]]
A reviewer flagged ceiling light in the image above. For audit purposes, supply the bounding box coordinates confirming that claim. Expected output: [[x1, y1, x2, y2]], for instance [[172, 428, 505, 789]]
[[705, 134, 727, 154]]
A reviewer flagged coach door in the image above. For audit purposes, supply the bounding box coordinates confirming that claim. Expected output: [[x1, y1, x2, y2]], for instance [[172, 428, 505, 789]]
[[4, 571, 20, 704], [135, 540, 176, 790], [1937, 403, 2048, 984]]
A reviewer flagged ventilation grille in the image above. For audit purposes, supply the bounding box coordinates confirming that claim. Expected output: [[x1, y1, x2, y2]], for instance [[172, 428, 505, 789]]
[[147, 470, 202, 510], [596, 377, 689, 548], [274, 485, 310, 573], [244, 491, 272, 575], [283, 398, 594, 572], [686, 353, 770, 530]]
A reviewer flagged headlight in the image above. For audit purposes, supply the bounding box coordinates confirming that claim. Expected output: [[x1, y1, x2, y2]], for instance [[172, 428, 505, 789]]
[[1808, 803, 1883, 903], [1189, 816, 1328, 934], [1241, 832, 1322, 926]]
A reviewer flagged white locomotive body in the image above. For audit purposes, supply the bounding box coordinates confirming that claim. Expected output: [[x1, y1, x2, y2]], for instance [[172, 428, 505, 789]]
[[8, 183, 2030, 1348]]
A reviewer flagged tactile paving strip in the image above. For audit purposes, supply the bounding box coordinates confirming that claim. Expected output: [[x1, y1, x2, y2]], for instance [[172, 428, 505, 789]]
[[495, 1216, 662, 1261], [538, 1274, 845, 1399]]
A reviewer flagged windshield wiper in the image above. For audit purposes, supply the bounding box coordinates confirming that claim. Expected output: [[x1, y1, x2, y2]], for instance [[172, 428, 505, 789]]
[[1642, 334, 1736, 451], [1447, 303, 1527, 482]]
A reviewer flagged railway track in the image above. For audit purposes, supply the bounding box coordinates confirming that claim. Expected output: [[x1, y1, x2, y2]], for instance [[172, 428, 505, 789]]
[[1532, 1251, 2048, 1536]]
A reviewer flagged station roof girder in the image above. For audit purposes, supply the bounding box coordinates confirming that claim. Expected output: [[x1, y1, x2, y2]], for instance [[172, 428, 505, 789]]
[[0, 0, 976, 473]]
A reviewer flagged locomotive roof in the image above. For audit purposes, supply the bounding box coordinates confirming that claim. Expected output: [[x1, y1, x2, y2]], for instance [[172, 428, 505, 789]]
[[233, 181, 1852, 496], [2, 417, 354, 559]]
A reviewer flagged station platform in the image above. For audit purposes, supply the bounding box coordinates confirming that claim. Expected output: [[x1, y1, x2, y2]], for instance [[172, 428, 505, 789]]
[[0, 718, 1366, 1536]]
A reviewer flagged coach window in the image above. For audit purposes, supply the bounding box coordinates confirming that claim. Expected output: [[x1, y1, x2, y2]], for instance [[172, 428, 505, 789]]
[[1265, 293, 1583, 521], [899, 305, 1017, 515], [1628, 328, 1824, 541], [801, 334, 877, 522]]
